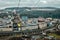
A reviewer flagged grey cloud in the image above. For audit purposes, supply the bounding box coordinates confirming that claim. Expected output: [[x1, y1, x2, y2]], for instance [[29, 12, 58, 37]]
[[0, 0, 60, 9]]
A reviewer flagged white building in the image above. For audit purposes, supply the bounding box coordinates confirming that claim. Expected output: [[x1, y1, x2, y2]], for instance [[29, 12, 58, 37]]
[[46, 18, 52, 21], [21, 25, 38, 31], [38, 22, 47, 29], [0, 18, 12, 28]]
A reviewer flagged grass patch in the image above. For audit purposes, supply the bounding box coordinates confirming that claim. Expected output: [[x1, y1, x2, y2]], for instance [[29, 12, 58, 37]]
[[48, 33, 60, 38]]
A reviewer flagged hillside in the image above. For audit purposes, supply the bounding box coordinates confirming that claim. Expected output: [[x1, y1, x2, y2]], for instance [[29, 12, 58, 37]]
[[0, 7, 60, 18]]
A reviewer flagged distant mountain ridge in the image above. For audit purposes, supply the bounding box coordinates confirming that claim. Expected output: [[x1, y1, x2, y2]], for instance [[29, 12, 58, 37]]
[[0, 7, 59, 12], [5, 7, 59, 10]]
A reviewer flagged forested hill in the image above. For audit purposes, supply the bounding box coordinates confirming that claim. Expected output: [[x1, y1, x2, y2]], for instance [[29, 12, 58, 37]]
[[0, 7, 60, 18]]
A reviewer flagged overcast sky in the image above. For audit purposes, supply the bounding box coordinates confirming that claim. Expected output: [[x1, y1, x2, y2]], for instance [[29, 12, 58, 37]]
[[0, 0, 60, 9]]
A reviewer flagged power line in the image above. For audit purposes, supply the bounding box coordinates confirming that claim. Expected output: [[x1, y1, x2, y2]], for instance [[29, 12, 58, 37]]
[[35, 0, 40, 7], [18, 0, 40, 7], [18, 0, 21, 7]]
